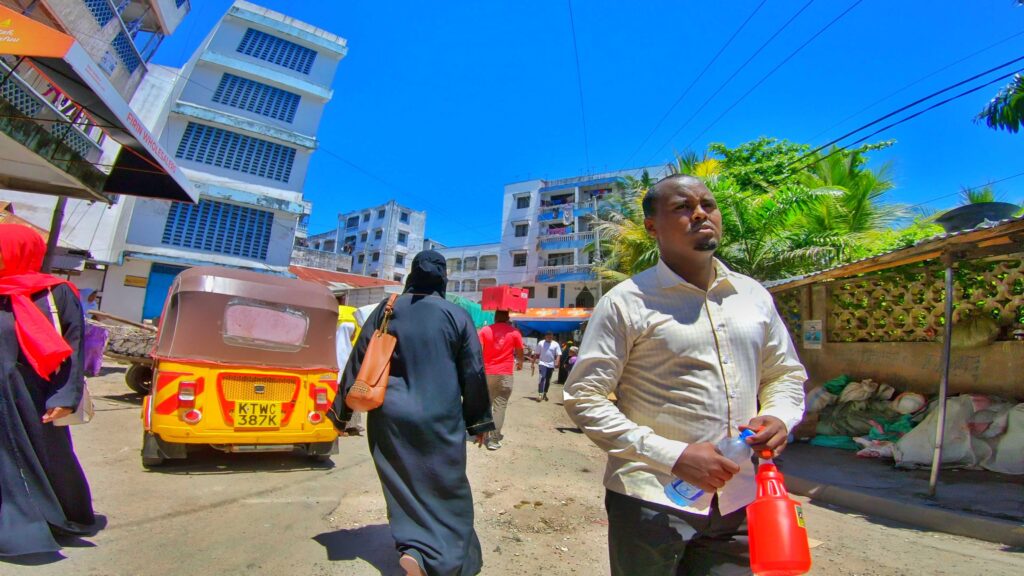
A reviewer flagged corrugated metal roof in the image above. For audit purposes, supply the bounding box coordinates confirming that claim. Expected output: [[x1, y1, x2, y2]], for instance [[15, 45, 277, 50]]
[[764, 214, 1024, 291], [288, 265, 401, 290]]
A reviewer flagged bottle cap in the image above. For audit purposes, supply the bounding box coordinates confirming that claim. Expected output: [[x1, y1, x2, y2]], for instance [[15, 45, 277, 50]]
[[738, 428, 756, 440]]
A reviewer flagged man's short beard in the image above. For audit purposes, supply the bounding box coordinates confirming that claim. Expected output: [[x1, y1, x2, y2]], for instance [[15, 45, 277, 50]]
[[694, 238, 719, 252]]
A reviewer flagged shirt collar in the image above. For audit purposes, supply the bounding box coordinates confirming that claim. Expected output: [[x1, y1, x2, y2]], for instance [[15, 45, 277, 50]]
[[655, 257, 734, 292]]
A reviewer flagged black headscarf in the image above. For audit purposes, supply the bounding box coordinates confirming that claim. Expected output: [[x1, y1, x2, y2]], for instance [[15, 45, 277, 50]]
[[404, 250, 447, 297]]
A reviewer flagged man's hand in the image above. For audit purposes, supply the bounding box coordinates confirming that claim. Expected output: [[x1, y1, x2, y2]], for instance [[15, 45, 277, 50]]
[[744, 415, 789, 458], [515, 362, 523, 372], [671, 442, 741, 493], [475, 433, 487, 447], [42, 406, 73, 424]]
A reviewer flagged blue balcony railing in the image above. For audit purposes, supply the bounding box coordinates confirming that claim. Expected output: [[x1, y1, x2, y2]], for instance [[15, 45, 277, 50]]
[[536, 265, 596, 283]]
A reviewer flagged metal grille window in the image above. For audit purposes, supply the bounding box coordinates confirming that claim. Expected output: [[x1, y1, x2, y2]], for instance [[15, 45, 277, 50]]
[[395, 253, 405, 266], [112, 31, 141, 73], [84, 0, 114, 26], [211, 73, 300, 123], [236, 28, 317, 74], [514, 223, 529, 237], [175, 122, 296, 183], [513, 253, 527, 267], [400, 211, 409, 223], [516, 195, 530, 209], [161, 199, 274, 260], [398, 231, 408, 245]]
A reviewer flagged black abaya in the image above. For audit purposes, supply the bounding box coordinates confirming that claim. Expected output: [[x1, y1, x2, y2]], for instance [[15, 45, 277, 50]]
[[0, 283, 96, 556], [331, 251, 494, 576]]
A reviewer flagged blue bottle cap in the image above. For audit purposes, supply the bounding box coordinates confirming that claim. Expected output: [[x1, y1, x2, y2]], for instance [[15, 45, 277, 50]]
[[738, 428, 756, 440]]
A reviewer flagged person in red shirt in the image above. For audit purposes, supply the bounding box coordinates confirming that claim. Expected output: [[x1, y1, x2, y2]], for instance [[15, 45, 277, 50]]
[[477, 310, 524, 450]]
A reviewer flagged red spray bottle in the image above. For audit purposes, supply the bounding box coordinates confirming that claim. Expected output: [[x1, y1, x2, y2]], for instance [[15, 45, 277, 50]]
[[746, 448, 812, 576]]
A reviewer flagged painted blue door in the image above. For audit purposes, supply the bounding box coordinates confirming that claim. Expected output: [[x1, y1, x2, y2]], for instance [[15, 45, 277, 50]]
[[142, 263, 186, 321]]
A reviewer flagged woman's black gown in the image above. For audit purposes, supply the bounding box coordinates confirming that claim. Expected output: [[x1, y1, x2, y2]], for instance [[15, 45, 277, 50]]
[[0, 284, 96, 556]]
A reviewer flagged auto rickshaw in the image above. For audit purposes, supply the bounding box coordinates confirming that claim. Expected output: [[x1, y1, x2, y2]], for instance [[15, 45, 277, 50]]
[[140, 266, 340, 467]]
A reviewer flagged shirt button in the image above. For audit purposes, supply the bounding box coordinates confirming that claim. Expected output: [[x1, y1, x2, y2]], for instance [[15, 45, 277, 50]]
[[721, 358, 730, 364]]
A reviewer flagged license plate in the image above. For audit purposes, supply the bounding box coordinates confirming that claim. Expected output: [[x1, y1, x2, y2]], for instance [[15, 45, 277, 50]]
[[234, 401, 280, 428]]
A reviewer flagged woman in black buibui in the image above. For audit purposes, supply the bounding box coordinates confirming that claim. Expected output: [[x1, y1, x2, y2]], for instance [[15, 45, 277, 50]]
[[330, 250, 494, 576]]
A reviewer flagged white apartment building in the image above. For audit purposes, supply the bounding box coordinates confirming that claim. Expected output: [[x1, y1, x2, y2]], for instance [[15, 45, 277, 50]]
[[311, 200, 426, 283], [437, 167, 664, 309], [436, 242, 500, 302]]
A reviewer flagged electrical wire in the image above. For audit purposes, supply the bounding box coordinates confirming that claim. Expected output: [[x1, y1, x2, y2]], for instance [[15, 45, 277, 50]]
[[620, 0, 767, 168], [567, 0, 591, 175]]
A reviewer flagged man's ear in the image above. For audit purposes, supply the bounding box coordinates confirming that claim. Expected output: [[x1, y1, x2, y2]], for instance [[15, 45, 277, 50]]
[[644, 217, 657, 238]]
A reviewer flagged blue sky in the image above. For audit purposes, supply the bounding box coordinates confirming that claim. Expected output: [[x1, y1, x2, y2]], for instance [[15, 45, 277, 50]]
[[154, 1, 1024, 246]]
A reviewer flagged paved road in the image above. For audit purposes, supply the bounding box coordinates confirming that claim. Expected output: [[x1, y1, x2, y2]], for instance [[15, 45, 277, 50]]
[[2, 365, 1021, 575]]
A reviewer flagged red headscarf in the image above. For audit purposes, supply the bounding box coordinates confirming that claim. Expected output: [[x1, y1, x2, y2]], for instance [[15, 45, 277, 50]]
[[0, 224, 80, 379]]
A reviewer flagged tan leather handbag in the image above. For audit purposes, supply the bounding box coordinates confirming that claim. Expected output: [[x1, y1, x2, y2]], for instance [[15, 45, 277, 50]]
[[345, 294, 399, 412]]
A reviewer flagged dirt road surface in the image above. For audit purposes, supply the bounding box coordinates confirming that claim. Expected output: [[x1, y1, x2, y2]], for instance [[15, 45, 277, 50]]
[[3, 365, 1021, 575]]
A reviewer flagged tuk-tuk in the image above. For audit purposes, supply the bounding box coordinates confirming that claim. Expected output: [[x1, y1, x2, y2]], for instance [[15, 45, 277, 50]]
[[141, 266, 340, 467]]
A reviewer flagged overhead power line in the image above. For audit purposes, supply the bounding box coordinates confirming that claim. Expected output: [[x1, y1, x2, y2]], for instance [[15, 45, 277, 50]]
[[905, 170, 1024, 211], [643, 0, 817, 165], [681, 0, 864, 152], [567, 0, 591, 175], [621, 0, 767, 168]]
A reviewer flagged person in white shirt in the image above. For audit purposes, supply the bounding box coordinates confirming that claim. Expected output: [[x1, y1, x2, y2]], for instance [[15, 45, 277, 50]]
[[534, 332, 562, 402], [563, 174, 806, 576]]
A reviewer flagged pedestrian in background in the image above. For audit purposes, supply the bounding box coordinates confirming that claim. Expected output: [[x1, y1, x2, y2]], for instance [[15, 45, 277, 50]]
[[330, 251, 494, 576], [534, 332, 561, 402], [0, 224, 98, 557], [563, 175, 806, 576], [556, 339, 574, 384], [478, 310, 524, 450]]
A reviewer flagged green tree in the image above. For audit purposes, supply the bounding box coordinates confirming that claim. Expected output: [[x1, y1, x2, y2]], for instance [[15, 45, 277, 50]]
[[976, 74, 1024, 133]]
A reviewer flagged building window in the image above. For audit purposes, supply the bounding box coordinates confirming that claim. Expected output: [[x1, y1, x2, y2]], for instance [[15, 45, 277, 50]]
[[84, 0, 114, 27], [175, 122, 296, 183], [237, 28, 317, 74], [377, 209, 385, 219], [370, 272, 378, 278], [398, 231, 408, 245], [524, 286, 535, 298], [345, 216, 359, 228], [513, 252, 527, 267], [357, 254, 364, 264], [547, 286, 559, 299], [395, 253, 405, 266], [400, 211, 410, 223], [162, 199, 273, 260], [516, 195, 530, 209], [393, 273, 404, 282], [362, 213, 370, 222], [374, 229, 383, 240], [514, 223, 529, 237], [211, 73, 301, 123], [372, 252, 380, 262], [175, 0, 188, 7], [111, 32, 142, 74], [360, 232, 367, 242]]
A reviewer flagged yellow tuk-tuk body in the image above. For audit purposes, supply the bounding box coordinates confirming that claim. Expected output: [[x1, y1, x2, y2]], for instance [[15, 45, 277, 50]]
[[141, 266, 341, 466]]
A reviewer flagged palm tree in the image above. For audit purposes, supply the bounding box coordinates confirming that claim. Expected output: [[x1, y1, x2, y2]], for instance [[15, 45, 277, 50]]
[[977, 73, 1024, 133], [590, 171, 658, 282]]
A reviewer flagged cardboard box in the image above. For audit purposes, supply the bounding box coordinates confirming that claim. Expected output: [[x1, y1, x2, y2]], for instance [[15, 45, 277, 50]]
[[481, 286, 528, 312]]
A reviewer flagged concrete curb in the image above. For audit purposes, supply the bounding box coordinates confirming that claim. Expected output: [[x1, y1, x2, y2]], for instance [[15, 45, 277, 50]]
[[786, 474, 1024, 548]]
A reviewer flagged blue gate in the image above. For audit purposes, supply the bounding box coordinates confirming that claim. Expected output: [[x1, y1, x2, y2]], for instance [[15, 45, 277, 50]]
[[141, 263, 187, 321]]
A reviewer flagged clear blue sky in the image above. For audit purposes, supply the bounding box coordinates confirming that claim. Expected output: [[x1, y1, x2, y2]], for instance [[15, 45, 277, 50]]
[[154, 0, 1024, 246]]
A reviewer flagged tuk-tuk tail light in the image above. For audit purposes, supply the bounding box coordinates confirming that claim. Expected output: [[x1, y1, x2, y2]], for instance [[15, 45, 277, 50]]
[[308, 411, 324, 425], [183, 409, 202, 424], [313, 387, 330, 412], [178, 380, 197, 409]]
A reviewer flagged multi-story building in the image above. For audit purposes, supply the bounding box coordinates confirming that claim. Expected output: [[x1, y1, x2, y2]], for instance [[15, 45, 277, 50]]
[[498, 168, 665, 308], [97, 1, 345, 321], [436, 242, 500, 301], [315, 200, 426, 283], [0, 0, 194, 288]]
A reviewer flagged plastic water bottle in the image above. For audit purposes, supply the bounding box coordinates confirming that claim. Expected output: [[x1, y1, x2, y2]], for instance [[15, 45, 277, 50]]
[[664, 428, 756, 505]]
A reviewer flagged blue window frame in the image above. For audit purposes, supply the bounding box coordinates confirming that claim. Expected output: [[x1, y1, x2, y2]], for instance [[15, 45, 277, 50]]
[[84, 0, 115, 27], [175, 122, 296, 183], [236, 28, 317, 74], [111, 31, 141, 73], [211, 73, 300, 123], [162, 199, 274, 260]]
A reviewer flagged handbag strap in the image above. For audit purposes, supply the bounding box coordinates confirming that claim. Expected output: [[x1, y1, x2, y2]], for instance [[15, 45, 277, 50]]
[[376, 293, 399, 335], [46, 290, 61, 332]]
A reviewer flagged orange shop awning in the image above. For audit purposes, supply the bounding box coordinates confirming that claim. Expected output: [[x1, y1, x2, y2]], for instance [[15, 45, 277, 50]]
[[510, 307, 592, 333], [0, 6, 195, 203]]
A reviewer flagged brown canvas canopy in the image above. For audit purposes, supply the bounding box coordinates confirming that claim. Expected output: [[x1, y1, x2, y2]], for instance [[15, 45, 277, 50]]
[[153, 266, 339, 371]]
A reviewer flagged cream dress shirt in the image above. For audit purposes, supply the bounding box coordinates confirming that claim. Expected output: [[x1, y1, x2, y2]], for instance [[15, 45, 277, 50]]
[[563, 258, 806, 516]]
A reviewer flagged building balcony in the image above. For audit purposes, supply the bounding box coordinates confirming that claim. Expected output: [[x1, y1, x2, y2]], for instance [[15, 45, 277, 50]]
[[536, 264, 596, 283], [537, 231, 595, 251]]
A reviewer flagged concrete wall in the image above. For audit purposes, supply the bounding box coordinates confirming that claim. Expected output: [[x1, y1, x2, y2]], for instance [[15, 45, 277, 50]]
[[99, 258, 152, 321], [789, 284, 1024, 401]]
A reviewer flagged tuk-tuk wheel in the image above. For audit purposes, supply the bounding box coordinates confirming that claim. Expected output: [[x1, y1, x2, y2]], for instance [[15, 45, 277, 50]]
[[125, 364, 154, 395]]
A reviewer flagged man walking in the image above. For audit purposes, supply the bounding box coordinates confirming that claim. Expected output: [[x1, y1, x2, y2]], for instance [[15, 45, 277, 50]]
[[534, 332, 561, 402], [478, 310, 524, 450], [563, 174, 806, 576]]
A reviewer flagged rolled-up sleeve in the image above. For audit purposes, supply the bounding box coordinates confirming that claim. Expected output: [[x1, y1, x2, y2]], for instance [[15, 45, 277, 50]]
[[563, 294, 687, 476], [757, 303, 807, 433]]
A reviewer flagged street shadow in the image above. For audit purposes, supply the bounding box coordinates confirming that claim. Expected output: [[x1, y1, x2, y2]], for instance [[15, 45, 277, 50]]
[[555, 426, 582, 434], [95, 365, 127, 377], [145, 446, 336, 475], [0, 552, 66, 566], [313, 524, 402, 575], [95, 392, 144, 406]]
